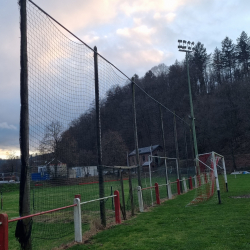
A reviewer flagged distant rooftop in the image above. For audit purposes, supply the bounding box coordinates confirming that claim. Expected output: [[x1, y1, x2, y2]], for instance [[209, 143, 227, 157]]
[[129, 145, 162, 156]]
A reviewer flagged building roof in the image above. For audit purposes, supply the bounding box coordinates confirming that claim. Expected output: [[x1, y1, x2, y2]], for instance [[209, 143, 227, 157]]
[[142, 160, 152, 167], [129, 145, 162, 156]]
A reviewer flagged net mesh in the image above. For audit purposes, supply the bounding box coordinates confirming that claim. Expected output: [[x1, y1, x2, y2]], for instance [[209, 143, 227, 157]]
[[188, 153, 226, 205], [26, 1, 126, 243], [23, 0, 196, 246]]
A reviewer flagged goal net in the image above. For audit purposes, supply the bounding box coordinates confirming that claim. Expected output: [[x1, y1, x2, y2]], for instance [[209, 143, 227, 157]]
[[188, 151, 228, 205]]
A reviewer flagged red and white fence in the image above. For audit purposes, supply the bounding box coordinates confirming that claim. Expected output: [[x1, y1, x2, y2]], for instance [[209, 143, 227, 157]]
[[0, 191, 121, 249], [137, 177, 195, 212]]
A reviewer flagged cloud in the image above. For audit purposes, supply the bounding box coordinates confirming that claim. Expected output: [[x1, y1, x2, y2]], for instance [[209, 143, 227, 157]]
[[0, 122, 17, 130], [1, 0, 250, 155], [119, 0, 186, 16], [32, 0, 120, 33], [0, 148, 20, 160]]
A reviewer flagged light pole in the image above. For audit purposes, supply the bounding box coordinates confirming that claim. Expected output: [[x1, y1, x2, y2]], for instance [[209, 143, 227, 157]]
[[178, 40, 200, 175]]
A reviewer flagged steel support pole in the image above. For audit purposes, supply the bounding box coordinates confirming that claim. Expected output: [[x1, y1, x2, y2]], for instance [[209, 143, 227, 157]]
[[131, 80, 142, 187], [94, 46, 106, 227], [19, 0, 32, 248], [186, 52, 200, 175]]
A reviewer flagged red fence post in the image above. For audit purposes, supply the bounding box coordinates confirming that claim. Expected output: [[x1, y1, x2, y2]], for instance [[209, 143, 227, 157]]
[[114, 190, 121, 224], [0, 213, 8, 250], [189, 177, 193, 190], [177, 179, 181, 195], [75, 194, 81, 201], [155, 183, 160, 205]]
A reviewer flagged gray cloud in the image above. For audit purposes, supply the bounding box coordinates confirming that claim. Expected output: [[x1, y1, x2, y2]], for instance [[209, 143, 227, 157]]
[[1, 0, 249, 157], [0, 123, 17, 130]]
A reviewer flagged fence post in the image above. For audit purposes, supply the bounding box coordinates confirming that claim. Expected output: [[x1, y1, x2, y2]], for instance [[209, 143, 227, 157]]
[[177, 179, 181, 195], [75, 194, 81, 200], [155, 183, 160, 205], [1, 191, 2, 210], [128, 169, 135, 216], [114, 190, 121, 224], [74, 198, 82, 243], [189, 176, 193, 190], [167, 182, 172, 199], [194, 175, 198, 188], [119, 170, 126, 220], [137, 186, 144, 212], [0, 213, 8, 250], [201, 174, 205, 185], [182, 177, 187, 193]]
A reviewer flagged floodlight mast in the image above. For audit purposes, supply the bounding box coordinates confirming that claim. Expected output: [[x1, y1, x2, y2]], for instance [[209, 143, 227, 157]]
[[178, 40, 200, 175]]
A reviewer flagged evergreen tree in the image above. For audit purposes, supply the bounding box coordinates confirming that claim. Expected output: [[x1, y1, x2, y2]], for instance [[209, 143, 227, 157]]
[[192, 42, 210, 94], [235, 31, 250, 76], [212, 47, 223, 85], [221, 37, 236, 83]]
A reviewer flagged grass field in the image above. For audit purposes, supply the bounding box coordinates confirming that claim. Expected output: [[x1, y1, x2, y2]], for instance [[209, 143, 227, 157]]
[[1, 173, 241, 249], [67, 174, 250, 250], [2, 179, 124, 250]]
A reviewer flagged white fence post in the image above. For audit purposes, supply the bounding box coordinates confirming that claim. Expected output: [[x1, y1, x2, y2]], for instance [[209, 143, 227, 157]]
[[74, 198, 82, 242], [182, 177, 187, 193], [201, 174, 205, 185], [167, 182, 172, 199], [137, 186, 144, 212], [194, 175, 198, 188], [206, 172, 210, 182]]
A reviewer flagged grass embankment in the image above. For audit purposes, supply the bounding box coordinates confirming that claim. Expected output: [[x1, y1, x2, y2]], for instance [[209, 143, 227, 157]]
[[68, 175, 250, 250]]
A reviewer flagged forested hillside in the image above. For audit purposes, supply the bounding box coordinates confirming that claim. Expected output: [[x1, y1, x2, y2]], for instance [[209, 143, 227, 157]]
[[47, 31, 250, 171]]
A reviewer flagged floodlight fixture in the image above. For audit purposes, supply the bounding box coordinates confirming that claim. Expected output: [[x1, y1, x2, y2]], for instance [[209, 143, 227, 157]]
[[177, 39, 195, 52]]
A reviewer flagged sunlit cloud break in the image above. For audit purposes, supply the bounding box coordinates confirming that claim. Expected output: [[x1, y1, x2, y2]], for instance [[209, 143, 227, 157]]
[[0, 122, 17, 130]]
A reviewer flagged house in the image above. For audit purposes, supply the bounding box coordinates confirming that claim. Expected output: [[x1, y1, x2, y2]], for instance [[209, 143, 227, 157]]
[[128, 145, 163, 171], [71, 166, 98, 178]]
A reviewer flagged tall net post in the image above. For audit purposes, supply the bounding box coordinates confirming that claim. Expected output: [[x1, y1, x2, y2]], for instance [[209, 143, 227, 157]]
[[94, 46, 106, 227], [159, 106, 169, 196], [18, 0, 32, 248], [131, 80, 142, 187], [173, 112, 181, 190]]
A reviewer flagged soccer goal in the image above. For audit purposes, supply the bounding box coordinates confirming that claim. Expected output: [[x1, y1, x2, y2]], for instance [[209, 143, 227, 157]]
[[189, 151, 228, 205]]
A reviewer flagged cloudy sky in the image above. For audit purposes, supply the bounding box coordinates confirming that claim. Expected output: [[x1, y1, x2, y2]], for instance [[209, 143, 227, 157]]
[[0, 0, 249, 159]]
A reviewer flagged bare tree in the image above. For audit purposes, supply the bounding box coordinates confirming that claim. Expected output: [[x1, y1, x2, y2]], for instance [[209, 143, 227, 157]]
[[39, 121, 63, 178]]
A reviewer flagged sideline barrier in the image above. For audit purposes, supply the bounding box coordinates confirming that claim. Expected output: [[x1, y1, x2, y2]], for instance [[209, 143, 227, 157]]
[[177, 179, 181, 195], [0, 191, 121, 249], [137, 176, 198, 212], [0, 214, 8, 250]]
